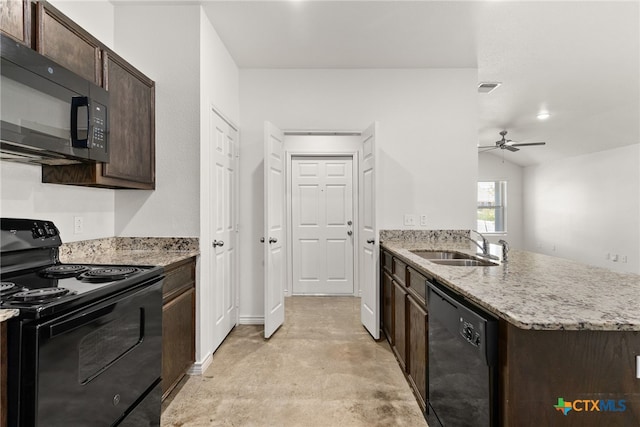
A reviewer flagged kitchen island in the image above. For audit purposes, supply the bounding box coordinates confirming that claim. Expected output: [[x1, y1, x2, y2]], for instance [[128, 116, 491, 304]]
[[381, 233, 640, 427]]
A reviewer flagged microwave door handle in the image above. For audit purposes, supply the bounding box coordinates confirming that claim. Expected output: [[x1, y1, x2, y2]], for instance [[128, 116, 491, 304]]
[[71, 96, 89, 148]]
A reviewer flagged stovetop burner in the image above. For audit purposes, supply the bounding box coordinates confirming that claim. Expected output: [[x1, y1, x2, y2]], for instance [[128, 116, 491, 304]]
[[0, 282, 16, 293], [13, 287, 71, 302], [78, 267, 142, 283], [40, 264, 90, 279]]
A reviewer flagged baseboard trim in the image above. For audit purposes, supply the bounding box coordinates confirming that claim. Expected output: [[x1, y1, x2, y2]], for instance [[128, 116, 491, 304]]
[[188, 352, 213, 376], [239, 315, 264, 325]]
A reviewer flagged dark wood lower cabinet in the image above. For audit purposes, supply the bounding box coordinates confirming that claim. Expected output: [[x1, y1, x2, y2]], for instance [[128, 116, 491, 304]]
[[407, 294, 428, 412], [162, 258, 196, 400], [500, 321, 640, 426], [382, 269, 394, 344], [393, 280, 407, 370]]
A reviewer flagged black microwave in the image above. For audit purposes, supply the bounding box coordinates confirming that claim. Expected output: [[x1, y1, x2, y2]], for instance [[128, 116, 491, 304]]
[[0, 34, 109, 165]]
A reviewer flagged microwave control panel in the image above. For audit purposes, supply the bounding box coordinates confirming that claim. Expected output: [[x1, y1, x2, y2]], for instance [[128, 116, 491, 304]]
[[91, 102, 107, 150]]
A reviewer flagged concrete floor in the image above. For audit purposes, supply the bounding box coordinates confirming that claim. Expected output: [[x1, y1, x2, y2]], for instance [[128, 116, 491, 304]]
[[161, 296, 428, 426]]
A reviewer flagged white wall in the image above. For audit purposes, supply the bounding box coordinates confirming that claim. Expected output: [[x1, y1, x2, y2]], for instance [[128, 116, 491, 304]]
[[238, 68, 478, 320], [478, 152, 524, 249], [523, 144, 640, 274], [50, 0, 115, 48], [0, 0, 116, 242], [113, 5, 201, 237]]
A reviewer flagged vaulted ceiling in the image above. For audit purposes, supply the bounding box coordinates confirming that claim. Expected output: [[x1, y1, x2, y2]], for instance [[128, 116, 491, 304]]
[[203, 0, 639, 167]]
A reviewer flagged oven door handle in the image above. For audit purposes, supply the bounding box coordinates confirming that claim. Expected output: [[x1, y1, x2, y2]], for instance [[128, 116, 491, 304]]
[[49, 302, 124, 337]]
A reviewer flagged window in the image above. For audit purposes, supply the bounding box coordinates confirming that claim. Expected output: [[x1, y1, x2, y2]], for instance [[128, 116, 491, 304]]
[[477, 181, 507, 233]]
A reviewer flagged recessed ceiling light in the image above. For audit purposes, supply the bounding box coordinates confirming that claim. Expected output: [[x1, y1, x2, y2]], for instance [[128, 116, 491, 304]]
[[537, 112, 551, 120], [478, 82, 502, 94]]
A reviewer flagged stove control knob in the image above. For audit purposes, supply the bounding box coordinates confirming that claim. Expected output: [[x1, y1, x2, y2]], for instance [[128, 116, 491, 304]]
[[112, 394, 121, 406]]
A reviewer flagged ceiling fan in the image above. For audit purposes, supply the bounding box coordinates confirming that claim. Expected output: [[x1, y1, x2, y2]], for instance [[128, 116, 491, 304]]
[[478, 130, 546, 152]]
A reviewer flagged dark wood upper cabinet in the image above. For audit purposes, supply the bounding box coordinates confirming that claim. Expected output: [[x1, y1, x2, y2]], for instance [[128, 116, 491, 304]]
[[35, 1, 101, 85], [0, 0, 31, 47], [27, 1, 156, 189], [101, 50, 155, 187]]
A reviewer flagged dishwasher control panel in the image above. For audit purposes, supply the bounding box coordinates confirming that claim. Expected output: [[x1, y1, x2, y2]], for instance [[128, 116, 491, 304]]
[[460, 318, 482, 347]]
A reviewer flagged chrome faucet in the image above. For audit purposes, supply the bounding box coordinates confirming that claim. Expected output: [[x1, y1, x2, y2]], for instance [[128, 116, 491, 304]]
[[456, 230, 497, 259], [498, 239, 509, 262]]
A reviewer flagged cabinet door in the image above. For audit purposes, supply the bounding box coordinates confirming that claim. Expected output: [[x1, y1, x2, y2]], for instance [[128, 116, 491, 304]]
[[35, 2, 101, 85], [382, 269, 394, 344], [407, 294, 428, 411], [103, 51, 155, 186], [1, 0, 30, 46], [162, 287, 195, 399], [393, 280, 407, 369]]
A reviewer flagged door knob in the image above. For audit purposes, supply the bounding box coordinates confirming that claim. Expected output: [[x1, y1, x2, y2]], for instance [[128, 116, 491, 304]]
[[347, 220, 353, 226], [260, 237, 265, 243], [366, 239, 375, 244], [347, 230, 353, 236], [269, 237, 277, 244], [212, 240, 224, 247]]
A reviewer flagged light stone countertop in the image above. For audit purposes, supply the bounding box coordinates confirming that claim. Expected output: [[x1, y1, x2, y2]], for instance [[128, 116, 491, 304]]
[[59, 237, 199, 267], [382, 240, 640, 331], [0, 308, 19, 322]]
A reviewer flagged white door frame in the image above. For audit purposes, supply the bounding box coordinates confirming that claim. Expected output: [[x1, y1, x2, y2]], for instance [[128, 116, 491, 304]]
[[285, 148, 360, 298], [199, 104, 240, 364]]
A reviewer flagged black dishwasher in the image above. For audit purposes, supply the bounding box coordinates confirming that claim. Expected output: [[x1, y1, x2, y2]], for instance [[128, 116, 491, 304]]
[[427, 282, 498, 427]]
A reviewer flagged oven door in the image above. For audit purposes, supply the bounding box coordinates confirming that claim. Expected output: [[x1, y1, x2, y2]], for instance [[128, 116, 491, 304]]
[[17, 278, 162, 427]]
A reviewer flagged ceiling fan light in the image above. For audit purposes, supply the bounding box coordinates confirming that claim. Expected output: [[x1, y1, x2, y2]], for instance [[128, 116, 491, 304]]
[[537, 111, 551, 120]]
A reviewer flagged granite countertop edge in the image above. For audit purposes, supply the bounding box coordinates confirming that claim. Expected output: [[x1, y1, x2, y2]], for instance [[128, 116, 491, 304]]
[[381, 240, 640, 332], [0, 308, 19, 322]]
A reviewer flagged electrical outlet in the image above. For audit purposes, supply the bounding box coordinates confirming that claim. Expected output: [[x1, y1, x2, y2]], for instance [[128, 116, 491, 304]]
[[403, 214, 417, 226], [612, 254, 619, 262], [74, 216, 84, 234], [420, 214, 428, 226]]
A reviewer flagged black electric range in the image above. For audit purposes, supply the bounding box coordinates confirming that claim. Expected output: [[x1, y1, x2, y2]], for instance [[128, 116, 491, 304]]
[[1, 218, 164, 427]]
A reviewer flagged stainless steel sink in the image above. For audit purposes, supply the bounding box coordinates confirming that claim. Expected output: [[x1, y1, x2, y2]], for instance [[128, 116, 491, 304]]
[[410, 250, 473, 260], [429, 259, 498, 267]]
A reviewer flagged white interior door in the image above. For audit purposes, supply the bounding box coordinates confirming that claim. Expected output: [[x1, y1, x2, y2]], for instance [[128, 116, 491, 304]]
[[210, 108, 238, 350], [264, 121, 286, 338], [359, 122, 379, 339], [291, 156, 354, 295]]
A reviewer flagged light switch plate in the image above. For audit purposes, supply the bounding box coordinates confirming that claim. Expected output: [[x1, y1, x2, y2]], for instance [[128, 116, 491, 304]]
[[420, 214, 428, 226]]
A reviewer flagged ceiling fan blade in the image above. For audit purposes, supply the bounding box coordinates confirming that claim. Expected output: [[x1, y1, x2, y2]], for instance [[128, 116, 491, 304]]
[[510, 142, 546, 147], [503, 145, 520, 152], [478, 146, 498, 152], [477, 145, 498, 149]]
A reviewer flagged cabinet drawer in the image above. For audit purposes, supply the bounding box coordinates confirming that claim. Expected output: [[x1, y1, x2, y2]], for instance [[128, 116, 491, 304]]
[[163, 259, 195, 300], [392, 258, 407, 285], [407, 266, 427, 304]]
